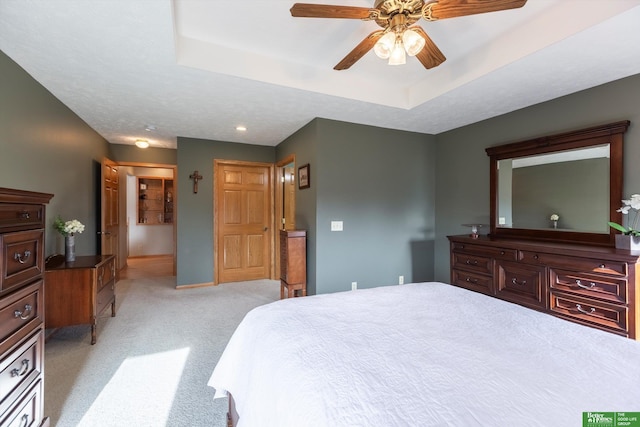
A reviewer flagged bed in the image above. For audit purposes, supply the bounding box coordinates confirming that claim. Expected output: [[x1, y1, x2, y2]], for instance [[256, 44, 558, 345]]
[[208, 282, 640, 426]]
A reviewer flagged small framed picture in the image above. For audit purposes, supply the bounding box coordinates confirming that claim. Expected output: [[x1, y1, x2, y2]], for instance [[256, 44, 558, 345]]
[[298, 164, 310, 189]]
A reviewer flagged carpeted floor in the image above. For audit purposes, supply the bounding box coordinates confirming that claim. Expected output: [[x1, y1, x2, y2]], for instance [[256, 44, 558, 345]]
[[44, 270, 280, 426]]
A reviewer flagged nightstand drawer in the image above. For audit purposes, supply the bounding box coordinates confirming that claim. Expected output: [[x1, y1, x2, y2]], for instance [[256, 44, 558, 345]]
[[96, 280, 115, 316], [97, 257, 115, 291]]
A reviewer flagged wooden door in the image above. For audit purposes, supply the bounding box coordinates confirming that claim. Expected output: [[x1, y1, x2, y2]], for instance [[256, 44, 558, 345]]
[[100, 158, 120, 270], [215, 161, 272, 284]]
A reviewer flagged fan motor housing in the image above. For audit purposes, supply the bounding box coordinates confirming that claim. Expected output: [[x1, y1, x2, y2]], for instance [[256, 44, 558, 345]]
[[373, 0, 424, 27]]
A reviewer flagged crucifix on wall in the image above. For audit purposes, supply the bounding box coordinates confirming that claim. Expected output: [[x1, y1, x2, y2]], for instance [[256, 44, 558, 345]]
[[189, 170, 203, 193]]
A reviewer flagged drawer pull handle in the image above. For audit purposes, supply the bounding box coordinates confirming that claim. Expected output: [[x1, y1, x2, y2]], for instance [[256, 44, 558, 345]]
[[576, 304, 596, 315], [10, 359, 30, 377], [14, 304, 33, 320], [19, 414, 29, 427], [465, 277, 478, 284], [575, 279, 596, 290], [20, 211, 30, 219], [533, 254, 539, 260], [13, 250, 31, 264], [500, 251, 505, 255], [465, 259, 478, 265], [512, 278, 527, 286]]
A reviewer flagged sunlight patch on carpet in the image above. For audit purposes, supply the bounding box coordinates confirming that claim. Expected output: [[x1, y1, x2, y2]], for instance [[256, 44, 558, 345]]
[[77, 347, 190, 426]]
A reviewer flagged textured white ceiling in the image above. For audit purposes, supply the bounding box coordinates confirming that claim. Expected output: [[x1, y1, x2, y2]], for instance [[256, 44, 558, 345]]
[[1, 0, 640, 149]]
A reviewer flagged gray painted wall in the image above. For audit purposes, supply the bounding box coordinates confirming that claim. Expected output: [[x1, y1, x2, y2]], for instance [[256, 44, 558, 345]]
[[434, 74, 640, 282], [175, 137, 275, 286], [0, 50, 109, 257], [277, 118, 436, 295]]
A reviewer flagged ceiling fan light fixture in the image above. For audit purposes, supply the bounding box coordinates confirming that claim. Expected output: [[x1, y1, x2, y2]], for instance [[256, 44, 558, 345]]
[[373, 32, 396, 59], [388, 39, 406, 65], [402, 28, 425, 56]]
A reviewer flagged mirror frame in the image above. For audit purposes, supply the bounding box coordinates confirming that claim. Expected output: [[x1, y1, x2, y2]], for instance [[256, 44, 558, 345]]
[[486, 121, 630, 246]]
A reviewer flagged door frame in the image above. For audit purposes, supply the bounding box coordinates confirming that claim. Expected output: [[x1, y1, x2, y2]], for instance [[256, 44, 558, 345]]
[[274, 155, 296, 281], [115, 161, 177, 276], [213, 159, 276, 285]]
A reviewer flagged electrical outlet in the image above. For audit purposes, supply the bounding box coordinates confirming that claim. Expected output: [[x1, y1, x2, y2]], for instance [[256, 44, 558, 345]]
[[351, 281, 357, 291], [399, 275, 404, 285]]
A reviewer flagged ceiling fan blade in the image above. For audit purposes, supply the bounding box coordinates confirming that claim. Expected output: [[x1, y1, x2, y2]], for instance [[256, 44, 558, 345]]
[[424, 0, 527, 21], [290, 3, 377, 20], [411, 26, 446, 69], [334, 31, 384, 70]]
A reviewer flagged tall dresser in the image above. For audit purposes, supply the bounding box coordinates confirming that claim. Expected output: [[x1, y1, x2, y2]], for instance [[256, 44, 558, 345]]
[[0, 188, 52, 427], [280, 230, 307, 298]]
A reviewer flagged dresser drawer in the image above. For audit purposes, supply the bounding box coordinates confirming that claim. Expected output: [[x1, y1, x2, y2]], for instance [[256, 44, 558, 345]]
[[520, 251, 627, 276], [452, 252, 492, 276], [550, 269, 627, 304], [0, 378, 43, 427], [550, 291, 628, 336], [0, 281, 43, 351], [0, 204, 45, 233], [452, 242, 518, 261], [1, 230, 44, 294], [97, 257, 115, 291], [451, 269, 492, 294], [496, 260, 547, 310], [0, 330, 43, 416]]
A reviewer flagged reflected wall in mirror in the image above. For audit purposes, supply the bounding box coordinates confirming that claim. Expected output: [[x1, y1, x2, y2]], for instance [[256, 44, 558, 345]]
[[486, 121, 630, 246], [498, 145, 610, 233]]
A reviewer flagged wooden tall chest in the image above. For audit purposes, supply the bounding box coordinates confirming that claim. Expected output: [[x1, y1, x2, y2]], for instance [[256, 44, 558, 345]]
[[280, 230, 307, 298], [0, 187, 52, 427]]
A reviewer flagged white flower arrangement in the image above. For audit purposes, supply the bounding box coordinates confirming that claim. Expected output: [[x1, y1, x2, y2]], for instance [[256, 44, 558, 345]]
[[54, 216, 85, 236], [609, 194, 640, 236], [550, 214, 559, 221]]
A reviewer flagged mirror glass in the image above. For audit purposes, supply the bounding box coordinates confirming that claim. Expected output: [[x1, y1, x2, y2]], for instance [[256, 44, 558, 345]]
[[497, 144, 610, 234], [487, 120, 628, 246]]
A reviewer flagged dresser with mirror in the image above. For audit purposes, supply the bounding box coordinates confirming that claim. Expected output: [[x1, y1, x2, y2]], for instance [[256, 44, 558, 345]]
[[449, 121, 640, 339]]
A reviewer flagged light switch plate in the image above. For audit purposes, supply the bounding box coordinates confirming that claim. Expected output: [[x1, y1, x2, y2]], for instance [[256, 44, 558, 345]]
[[331, 221, 343, 231]]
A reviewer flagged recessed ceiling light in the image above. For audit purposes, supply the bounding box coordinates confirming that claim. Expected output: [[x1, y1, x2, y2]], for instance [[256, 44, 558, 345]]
[[135, 139, 150, 149], [236, 126, 247, 132], [145, 125, 156, 132]]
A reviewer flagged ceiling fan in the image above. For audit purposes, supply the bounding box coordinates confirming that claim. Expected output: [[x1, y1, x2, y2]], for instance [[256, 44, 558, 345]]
[[290, 0, 528, 70]]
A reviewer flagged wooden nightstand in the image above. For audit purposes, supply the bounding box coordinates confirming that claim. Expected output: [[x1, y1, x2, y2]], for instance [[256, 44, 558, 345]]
[[44, 254, 116, 344]]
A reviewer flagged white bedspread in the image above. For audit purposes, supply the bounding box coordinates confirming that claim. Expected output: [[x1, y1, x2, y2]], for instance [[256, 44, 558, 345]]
[[208, 282, 640, 427]]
